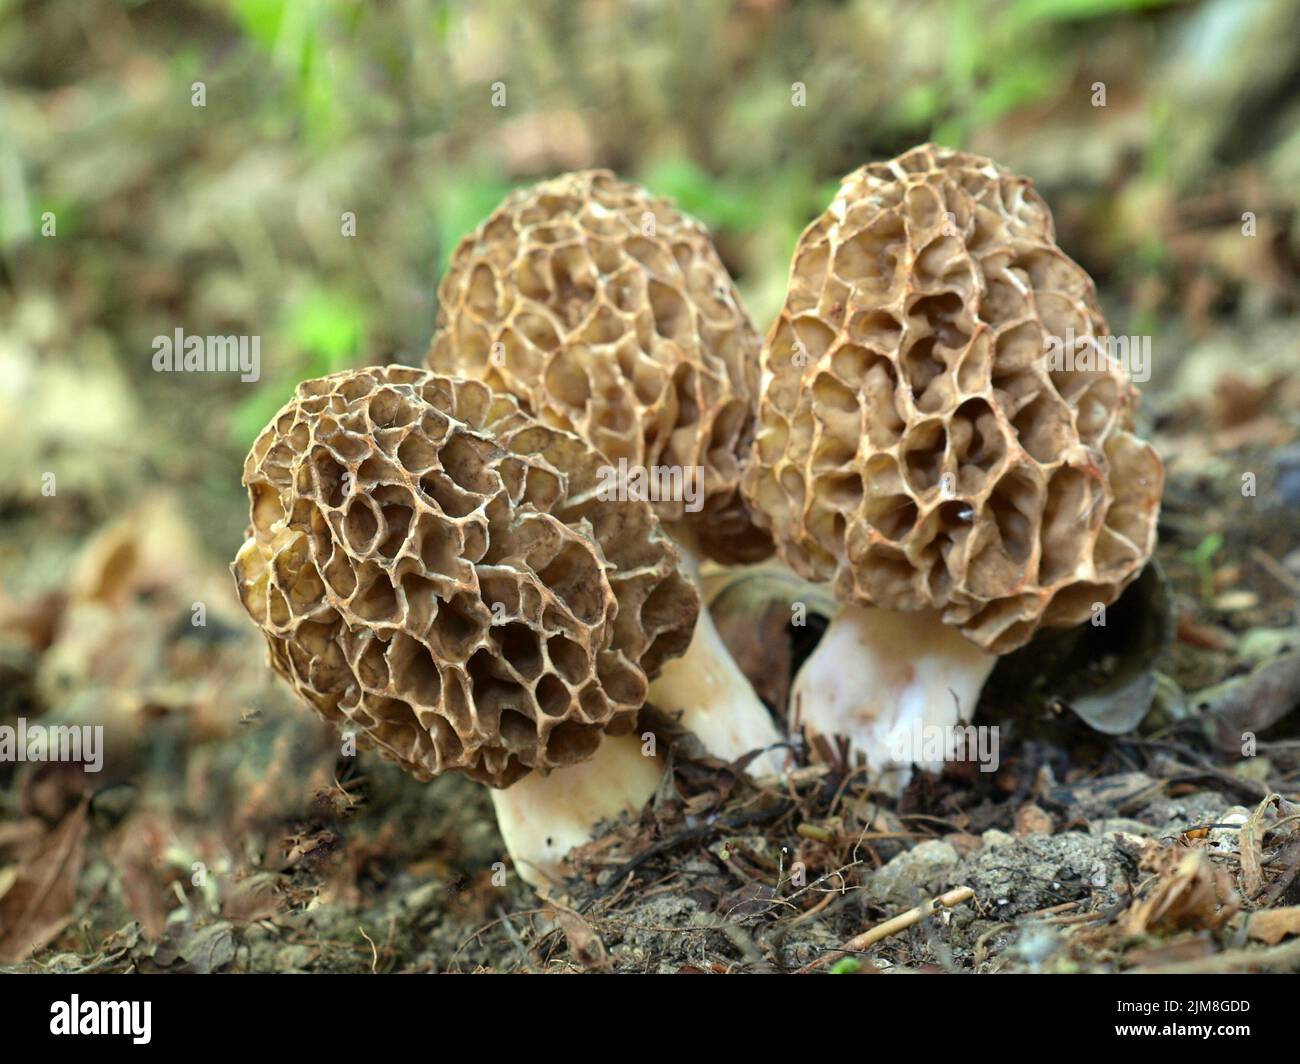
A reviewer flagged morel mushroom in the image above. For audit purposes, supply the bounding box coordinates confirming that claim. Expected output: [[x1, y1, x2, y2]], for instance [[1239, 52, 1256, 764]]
[[429, 170, 785, 774], [231, 365, 698, 885], [743, 144, 1163, 783], [429, 169, 768, 562]]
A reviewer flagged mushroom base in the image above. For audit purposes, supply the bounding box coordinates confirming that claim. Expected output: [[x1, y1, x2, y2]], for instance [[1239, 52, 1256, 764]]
[[648, 601, 787, 776], [650, 528, 787, 776], [791, 605, 997, 793], [490, 733, 662, 889]]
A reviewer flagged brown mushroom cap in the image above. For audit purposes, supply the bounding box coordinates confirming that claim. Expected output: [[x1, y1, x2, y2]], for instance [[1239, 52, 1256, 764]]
[[231, 365, 698, 787], [744, 145, 1163, 654], [427, 169, 771, 563]]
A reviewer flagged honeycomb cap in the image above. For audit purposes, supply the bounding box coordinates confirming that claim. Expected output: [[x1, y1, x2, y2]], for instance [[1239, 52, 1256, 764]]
[[744, 145, 1163, 654], [231, 365, 698, 788], [428, 169, 771, 563]]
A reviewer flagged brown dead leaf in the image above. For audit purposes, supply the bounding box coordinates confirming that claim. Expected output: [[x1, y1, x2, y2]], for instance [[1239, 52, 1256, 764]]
[[0, 590, 63, 654], [1206, 652, 1300, 751], [1176, 613, 1237, 651], [221, 873, 285, 924], [1209, 372, 1271, 430], [0, 817, 47, 862], [1125, 844, 1237, 935], [548, 901, 610, 971], [103, 808, 203, 941], [1239, 793, 1284, 898], [712, 598, 794, 713], [1247, 907, 1300, 945], [0, 800, 89, 963], [1125, 936, 1219, 968], [281, 829, 337, 871]]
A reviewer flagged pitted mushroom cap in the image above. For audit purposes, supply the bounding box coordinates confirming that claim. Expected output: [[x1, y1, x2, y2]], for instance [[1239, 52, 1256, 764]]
[[427, 169, 771, 563], [744, 145, 1163, 654], [231, 366, 698, 787]]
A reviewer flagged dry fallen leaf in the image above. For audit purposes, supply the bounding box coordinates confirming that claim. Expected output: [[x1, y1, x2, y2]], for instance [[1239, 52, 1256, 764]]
[[1125, 844, 1237, 935], [1247, 907, 1300, 945], [1205, 651, 1300, 750], [1239, 793, 1286, 899], [104, 809, 180, 941], [0, 800, 89, 963], [548, 901, 610, 972], [0, 817, 46, 862]]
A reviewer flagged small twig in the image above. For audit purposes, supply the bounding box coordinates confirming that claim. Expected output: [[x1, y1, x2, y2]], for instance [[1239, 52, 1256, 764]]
[[797, 885, 976, 973], [1024, 900, 1080, 918], [788, 889, 838, 925], [357, 926, 378, 974], [495, 906, 538, 973], [1046, 908, 1117, 927], [446, 907, 549, 972], [585, 802, 793, 903], [973, 922, 1012, 967], [1250, 547, 1300, 600]]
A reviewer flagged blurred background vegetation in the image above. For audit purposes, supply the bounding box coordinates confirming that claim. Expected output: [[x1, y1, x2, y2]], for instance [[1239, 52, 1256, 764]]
[[1, 0, 1297, 571]]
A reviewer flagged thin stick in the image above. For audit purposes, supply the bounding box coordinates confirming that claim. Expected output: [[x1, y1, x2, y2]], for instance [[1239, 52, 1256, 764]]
[[798, 885, 975, 972], [1250, 547, 1300, 599], [495, 905, 538, 973], [357, 926, 378, 974]]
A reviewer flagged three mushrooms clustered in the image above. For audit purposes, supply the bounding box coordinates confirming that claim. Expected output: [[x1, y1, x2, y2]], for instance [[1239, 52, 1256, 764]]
[[232, 146, 1163, 889]]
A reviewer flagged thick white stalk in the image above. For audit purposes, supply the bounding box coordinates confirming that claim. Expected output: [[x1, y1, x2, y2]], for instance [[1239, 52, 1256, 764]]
[[649, 530, 787, 777], [491, 732, 662, 889], [649, 603, 787, 776], [791, 605, 996, 792], [492, 532, 784, 888]]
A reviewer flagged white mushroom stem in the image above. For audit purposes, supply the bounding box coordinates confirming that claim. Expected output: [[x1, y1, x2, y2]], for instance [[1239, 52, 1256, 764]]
[[491, 532, 785, 889], [791, 605, 997, 793], [648, 530, 787, 777], [649, 604, 787, 776], [491, 732, 663, 889]]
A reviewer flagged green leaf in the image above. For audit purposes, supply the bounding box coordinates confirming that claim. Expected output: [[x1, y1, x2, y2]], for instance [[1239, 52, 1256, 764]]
[[1187, 532, 1224, 601], [893, 83, 946, 129], [230, 386, 292, 448], [830, 957, 862, 974], [231, 0, 288, 50], [933, 117, 968, 149], [288, 288, 367, 374], [432, 174, 517, 273], [1191, 532, 1223, 566], [643, 158, 763, 234], [228, 288, 366, 447], [297, 27, 342, 146], [1009, 0, 1182, 25], [973, 56, 1061, 125], [946, 0, 982, 92]]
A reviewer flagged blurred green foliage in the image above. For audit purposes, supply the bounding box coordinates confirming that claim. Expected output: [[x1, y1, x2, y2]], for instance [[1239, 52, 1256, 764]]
[[431, 173, 518, 274], [231, 285, 369, 445], [3, 0, 1289, 553], [643, 158, 767, 234], [1188, 532, 1225, 601], [900, 0, 1184, 145]]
